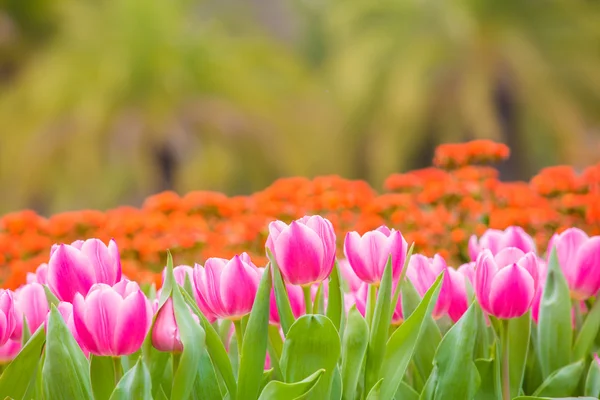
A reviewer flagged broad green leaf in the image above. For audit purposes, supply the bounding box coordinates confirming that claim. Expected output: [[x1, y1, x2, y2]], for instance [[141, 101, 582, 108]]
[[268, 250, 296, 336], [90, 355, 117, 400], [326, 261, 343, 331], [364, 255, 394, 394], [109, 358, 152, 400], [365, 378, 383, 399], [508, 312, 531, 398], [191, 350, 222, 400], [537, 248, 572, 378], [395, 381, 419, 400], [0, 325, 46, 399], [147, 347, 171, 399], [584, 357, 600, 397], [43, 285, 60, 308], [331, 365, 342, 400], [258, 369, 324, 400], [260, 369, 274, 395], [533, 359, 586, 397], [421, 302, 481, 400], [474, 358, 497, 400], [237, 264, 273, 400], [341, 306, 368, 400], [574, 298, 600, 361], [281, 315, 342, 399], [379, 273, 443, 400], [42, 306, 93, 400]]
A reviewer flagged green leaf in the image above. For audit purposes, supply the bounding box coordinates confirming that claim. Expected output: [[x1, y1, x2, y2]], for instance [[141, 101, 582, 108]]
[[585, 357, 600, 397], [574, 298, 600, 361], [109, 358, 152, 400], [90, 356, 117, 400], [313, 282, 325, 315], [508, 312, 531, 398], [474, 358, 497, 400], [237, 264, 273, 400], [43, 285, 60, 308], [331, 365, 342, 400], [391, 243, 414, 317], [268, 250, 296, 336], [281, 315, 342, 399], [183, 274, 196, 300], [0, 325, 46, 399], [341, 306, 369, 400], [182, 289, 237, 397], [42, 306, 93, 400], [258, 369, 324, 400], [537, 248, 572, 378], [533, 359, 586, 397], [379, 272, 443, 400], [146, 347, 171, 400], [395, 381, 419, 400], [365, 378, 383, 399], [364, 255, 394, 394], [421, 301, 481, 400], [326, 261, 343, 331]]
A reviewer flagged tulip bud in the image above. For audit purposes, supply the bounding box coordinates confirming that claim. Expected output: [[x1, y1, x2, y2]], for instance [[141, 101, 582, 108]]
[[152, 298, 200, 352], [343, 226, 408, 285], [266, 216, 336, 286], [469, 227, 536, 260]]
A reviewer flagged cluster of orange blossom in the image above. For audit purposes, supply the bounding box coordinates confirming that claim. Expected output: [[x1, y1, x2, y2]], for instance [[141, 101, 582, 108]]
[[1, 139, 599, 290]]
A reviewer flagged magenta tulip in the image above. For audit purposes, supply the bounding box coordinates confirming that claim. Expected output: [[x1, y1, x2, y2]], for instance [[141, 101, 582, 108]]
[[0, 339, 21, 363], [406, 254, 453, 320], [475, 248, 539, 319], [531, 259, 548, 323], [0, 290, 17, 346], [446, 267, 469, 323], [343, 226, 408, 285], [72, 280, 152, 356], [11, 283, 49, 340], [161, 264, 215, 322], [48, 239, 122, 303], [152, 298, 200, 352], [269, 283, 305, 325], [547, 228, 600, 300], [194, 254, 261, 320], [266, 215, 336, 286], [469, 226, 536, 260], [26, 263, 48, 285], [337, 259, 363, 292]]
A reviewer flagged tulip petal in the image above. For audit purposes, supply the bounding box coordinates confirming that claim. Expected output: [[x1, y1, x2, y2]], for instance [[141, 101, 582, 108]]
[[80, 239, 119, 285], [572, 237, 600, 299], [274, 221, 325, 285], [555, 228, 588, 287], [344, 232, 373, 283], [202, 258, 228, 316], [489, 264, 535, 319], [48, 245, 95, 302], [502, 226, 536, 254], [85, 287, 122, 356], [475, 250, 497, 314], [73, 293, 100, 355], [494, 247, 526, 269], [304, 216, 336, 278], [114, 291, 151, 355], [220, 256, 259, 318]]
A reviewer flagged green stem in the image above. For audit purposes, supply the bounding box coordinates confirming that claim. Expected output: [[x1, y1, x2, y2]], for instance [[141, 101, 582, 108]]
[[302, 286, 313, 315], [573, 299, 583, 331], [113, 356, 123, 384], [366, 284, 377, 329], [501, 320, 510, 400], [233, 319, 244, 358]]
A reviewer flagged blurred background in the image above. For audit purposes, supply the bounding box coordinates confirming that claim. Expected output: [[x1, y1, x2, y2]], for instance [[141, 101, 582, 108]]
[[1, 0, 600, 215]]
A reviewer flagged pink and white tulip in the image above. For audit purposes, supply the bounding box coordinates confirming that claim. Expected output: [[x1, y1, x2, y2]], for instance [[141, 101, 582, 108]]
[[446, 267, 469, 323], [11, 282, 49, 340], [343, 226, 408, 285], [406, 254, 452, 320], [337, 259, 363, 292], [469, 227, 536, 260], [48, 239, 122, 303], [266, 216, 336, 286]]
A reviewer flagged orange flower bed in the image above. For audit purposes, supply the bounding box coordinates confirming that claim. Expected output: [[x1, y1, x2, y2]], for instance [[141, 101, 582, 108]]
[[1, 140, 599, 290]]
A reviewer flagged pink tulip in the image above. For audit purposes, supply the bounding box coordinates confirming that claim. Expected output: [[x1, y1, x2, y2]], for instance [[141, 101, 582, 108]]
[[194, 254, 261, 320], [152, 298, 200, 352], [531, 259, 548, 323], [72, 280, 152, 356], [547, 228, 600, 300], [269, 283, 305, 325], [0, 290, 17, 346], [406, 254, 452, 320], [48, 239, 122, 303], [46, 302, 89, 357], [161, 265, 215, 322], [353, 282, 403, 324], [343, 226, 408, 285], [446, 267, 469, 323], [11, 283, 49, 340], [26, 263, 48, 285], [0, 339, 21, 363], [469, 227, 536, 260], [266, 216, 336, 286], [475, 248, 539, 319], [337, 259, 363, 292]]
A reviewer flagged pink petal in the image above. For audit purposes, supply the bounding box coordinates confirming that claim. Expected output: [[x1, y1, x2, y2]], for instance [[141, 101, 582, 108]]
[[48, 245, 95, 303], [406, 255, 437, 296], [494, 247, 526, 269], [502, 226, 536, 254], [202, 258, 228, 316], [18, 283, 49, 333], [73, 293, 100, 355], [303, 216, 336, 279], [274, 221, 325, 285], [489, 264, 535, 319], [572, 237, 600, 300], [114, 290, 152, 355], [220, 256, 260, 318], [80, 239, 119, 285], [475, 250, 497, 314], [555, 228, 589, 289], [84, 286, 122, 356]]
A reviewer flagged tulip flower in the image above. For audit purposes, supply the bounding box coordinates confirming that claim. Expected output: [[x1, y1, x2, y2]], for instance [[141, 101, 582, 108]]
[[446, 267, 469, 323], [266, 215, 336, 286], [47, 239, 122, 303], [546, 228, 600, 300], [0, 290, 17, 346], [475, 248, 539, 319], [11, 282, 49, 340], [531, 259, 548, 323], [353, 282, 403, 324], [0, 339, 21, 363], [26, 263, 48, 285], [72, 280, 152, 356], [152, 298, 200, 352], [337, 259, 363, 292], [469, 226, 536, 260], [406, 254, 452, 320], [194, 254, 261, 320], [45, 302, 89, 356], [161, 265, 215, 322], [269, 283, 305, 325], [343, 226, 408, 285]]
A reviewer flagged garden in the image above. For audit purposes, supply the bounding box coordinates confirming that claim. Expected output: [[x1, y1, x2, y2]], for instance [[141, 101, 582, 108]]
[[0, 140, 599, 399]]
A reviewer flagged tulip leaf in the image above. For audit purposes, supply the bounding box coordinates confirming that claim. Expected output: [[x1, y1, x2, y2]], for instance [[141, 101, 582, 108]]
[[268, 250, 296, 336], [365, 378, 383, 399], [474, 358, 497, 400], [532, 359, 586, 397], [420, 301, 481, 400], [364, 255, 394, 394], [257, 369, 324, 400], [395, 381, 419, 400], [331, 365, 342, 400], [237, 264, 273, 400], [537, 248, 572, 378], [574, 298, 600, 361], [43, 306, 93, 400], [391, 243, 414, 316], [281, 315, 341, 399], [0, 326, 46, 399], [326, 261, 343, 331], [341, 306, 369, 400], [43, 284, 60, 308], [90, 355, 118, 400], [191, 349, 223, 400], [584, 357, 600, 398], [182, 289, 237, 398], [313, 282, 325, 315], [146, 346, 171, 399], [506, 311, 531, 399], [109, 358, 152, 400], [379, 273, 443, 400]]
